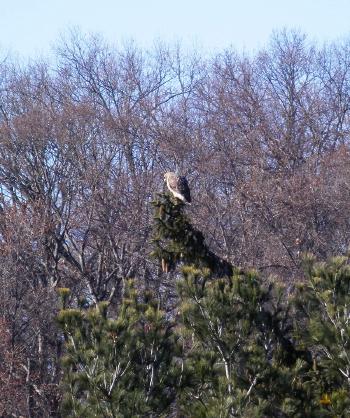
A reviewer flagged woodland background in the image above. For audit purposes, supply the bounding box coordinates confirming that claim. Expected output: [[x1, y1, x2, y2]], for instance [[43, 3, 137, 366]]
[[1, 30, 350, 416]]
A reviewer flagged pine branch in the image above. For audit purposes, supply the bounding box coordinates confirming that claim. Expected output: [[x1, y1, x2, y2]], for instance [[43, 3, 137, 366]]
[[151, 193, 233, 277]]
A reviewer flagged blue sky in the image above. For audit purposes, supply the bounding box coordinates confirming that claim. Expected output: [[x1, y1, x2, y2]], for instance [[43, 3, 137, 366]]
[[1, 0, 350, 58]]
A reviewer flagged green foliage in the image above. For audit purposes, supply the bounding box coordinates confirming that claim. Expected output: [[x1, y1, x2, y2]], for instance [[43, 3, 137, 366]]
[[177, 266, 314, 417], [58, 192, 350, 417], [151, 193, 232, 276], [58, 281, 181, 417], [294, 255, 350, 417]]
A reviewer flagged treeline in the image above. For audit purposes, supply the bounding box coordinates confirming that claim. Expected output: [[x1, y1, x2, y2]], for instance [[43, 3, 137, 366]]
[[1, 29, 350, 416]]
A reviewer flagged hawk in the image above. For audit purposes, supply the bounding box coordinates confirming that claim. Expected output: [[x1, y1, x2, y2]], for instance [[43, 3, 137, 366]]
[[164, 172, 191, 204]]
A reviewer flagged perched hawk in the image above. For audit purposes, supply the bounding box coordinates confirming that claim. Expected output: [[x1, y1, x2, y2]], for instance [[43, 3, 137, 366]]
[[164, 172, 191, 204]]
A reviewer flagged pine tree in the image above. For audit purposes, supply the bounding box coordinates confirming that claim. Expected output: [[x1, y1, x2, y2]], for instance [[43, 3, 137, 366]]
[[294, 255, 350, 417], [57, 191, 348, 417], [151, 193, 232, 277], [176, 266, 316, 417], [57, 281, 181, 417], [151, 192, 314, 417]]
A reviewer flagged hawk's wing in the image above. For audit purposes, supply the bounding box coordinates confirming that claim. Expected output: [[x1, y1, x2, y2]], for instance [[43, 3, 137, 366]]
[[178, 176, 191, 203]]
